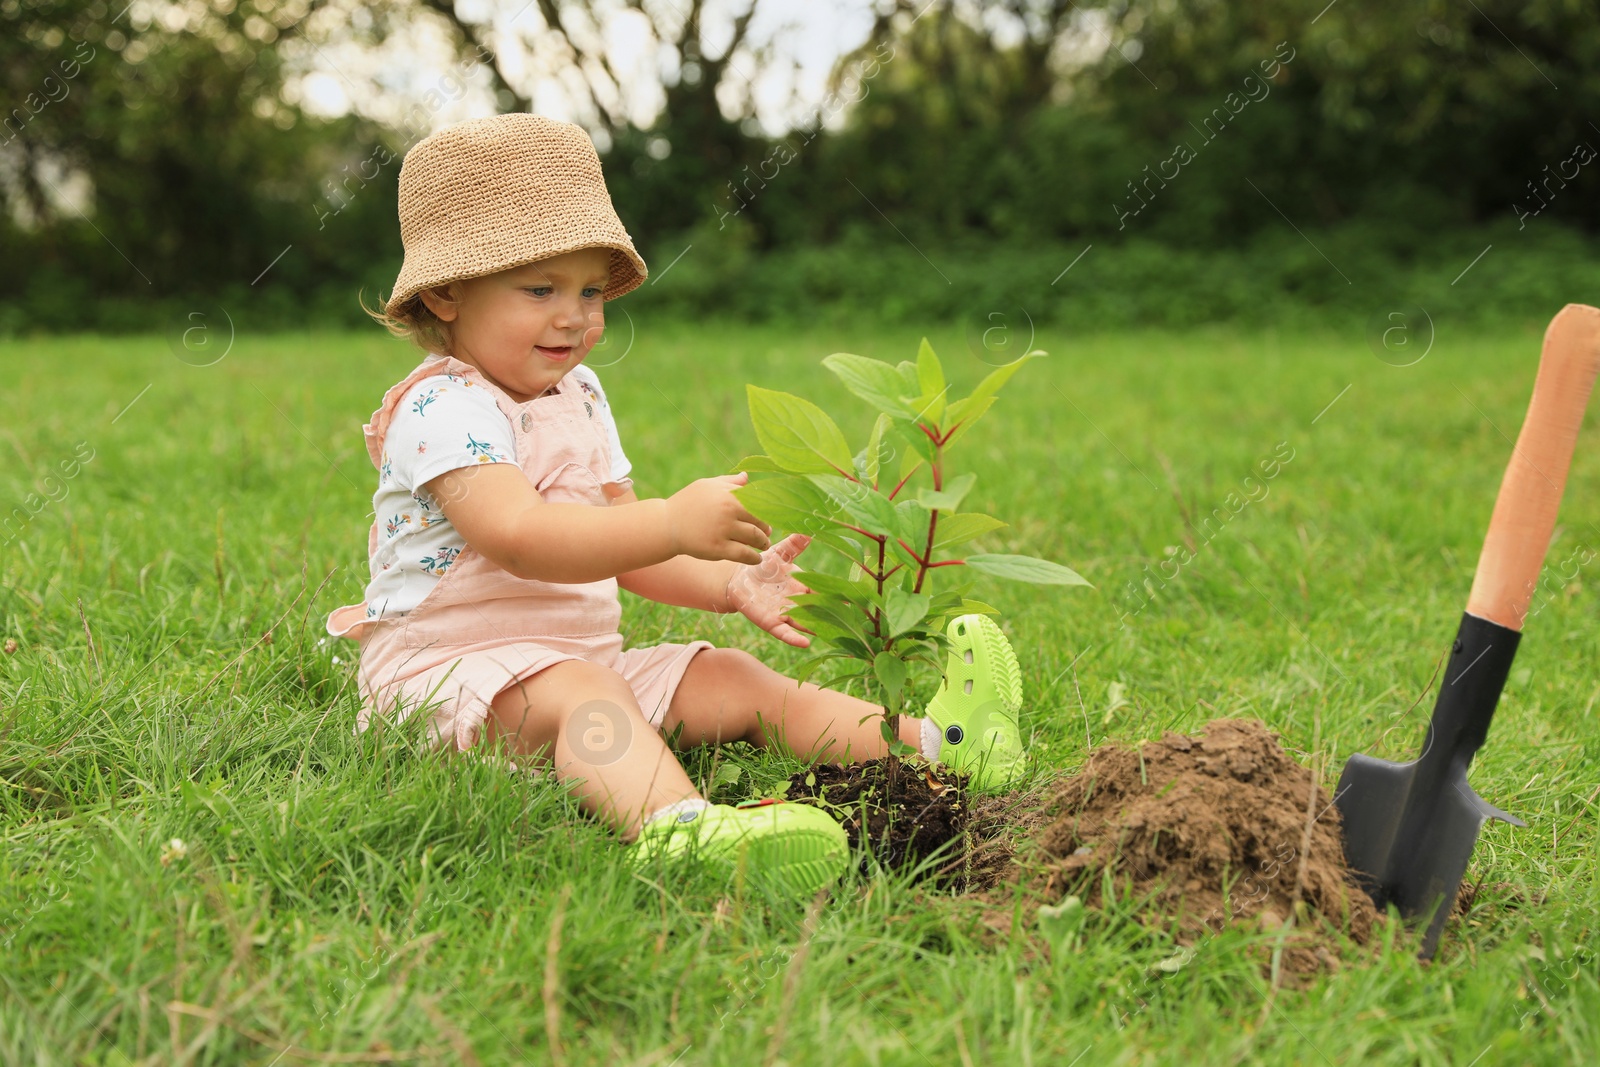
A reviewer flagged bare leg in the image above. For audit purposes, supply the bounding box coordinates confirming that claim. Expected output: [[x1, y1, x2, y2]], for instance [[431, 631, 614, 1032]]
[[484, 658, 703, 843], [661, 648, 925, 764]]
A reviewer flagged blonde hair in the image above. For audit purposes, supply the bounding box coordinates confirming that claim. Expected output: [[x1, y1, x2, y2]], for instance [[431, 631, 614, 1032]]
[[360, 284, 458, 359]]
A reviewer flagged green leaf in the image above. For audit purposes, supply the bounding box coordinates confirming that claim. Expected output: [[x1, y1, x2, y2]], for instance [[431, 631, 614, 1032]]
[[1102, 680, 1130, 726], [873, 651, 907, 702], [806, 525, 867, 555], [793, 652, 850, 687], [747, 384, 855, 475], [916, 391, 947, 428], [789, 599, 875, 645], [792, 569, 873, 601], [916, 472, 977, 513], [885, 536, 925, 575], [731, 454, 785, 474], [897, 453, 927, 490], [893, 419, 936, 464], [832, 635, 873, 661], [1036, 895, 1086, 941], [808, 474, 899, 535], [895, 360, 922, 396], [893, 499, 932, 544], [964, 553, 1093, 586], [942, 396, 996, 449], [932, 512, 1007, 550], [942, 350, 1042, 446], [857, 413, 895, 485], [822, 353, 917, 419], [955, 350, 1042, 415], [885, 588, 930, 636], [783, 611, 856, 645], [1154, 947, 1198, 974], [808, 529, 871, 569], [912, 337, 948, 425], [734, 475, 837, 535], [713, 763, 743, 786], [915, 337, 945, 403], [958, 599, 1003, 615]]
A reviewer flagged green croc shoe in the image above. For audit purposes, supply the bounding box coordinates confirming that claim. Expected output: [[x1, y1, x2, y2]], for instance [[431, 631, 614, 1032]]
[[629, 798, 849, 898], [924, 613, 1025, 792]]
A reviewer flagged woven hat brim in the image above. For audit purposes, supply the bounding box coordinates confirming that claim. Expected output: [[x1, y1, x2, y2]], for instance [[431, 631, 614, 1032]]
[[384, 241, 647, 320]]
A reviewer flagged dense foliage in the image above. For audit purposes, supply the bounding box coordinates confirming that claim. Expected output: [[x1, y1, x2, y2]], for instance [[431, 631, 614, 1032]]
[[3, 0, 1597, 334]]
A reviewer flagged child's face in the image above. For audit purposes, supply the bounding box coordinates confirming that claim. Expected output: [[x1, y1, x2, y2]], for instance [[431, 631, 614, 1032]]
[[419, 247, 612, 402]]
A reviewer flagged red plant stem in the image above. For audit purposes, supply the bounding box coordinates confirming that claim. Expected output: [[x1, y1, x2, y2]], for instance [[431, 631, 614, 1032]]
[[894, 538, 928, 567], [829, 519, 876, 540], [913, 516, 941, 593], [830, 462, 861, 483], [872, 534, 887, 639], [913, 450, 943, 593], [886, 468, 917, 501]]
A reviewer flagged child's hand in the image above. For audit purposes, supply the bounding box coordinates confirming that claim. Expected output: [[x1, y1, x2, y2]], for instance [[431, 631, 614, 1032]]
[[665, 471, 772, 565], [725, 533, 813, 647]]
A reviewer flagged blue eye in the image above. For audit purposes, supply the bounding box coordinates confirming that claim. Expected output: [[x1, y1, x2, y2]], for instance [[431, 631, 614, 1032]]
[[524, 286, 605, 298]]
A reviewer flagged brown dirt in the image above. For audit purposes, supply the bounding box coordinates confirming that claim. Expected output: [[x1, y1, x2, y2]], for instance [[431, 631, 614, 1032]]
[[787, 718, 1385, 976], [784, 756, 972, 889], [784, 754, 1074, 894], [971, 718, 1384, 976]]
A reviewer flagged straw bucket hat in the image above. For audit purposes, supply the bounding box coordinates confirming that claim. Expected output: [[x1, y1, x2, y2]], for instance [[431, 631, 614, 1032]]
[[384, 113, 648, 319]]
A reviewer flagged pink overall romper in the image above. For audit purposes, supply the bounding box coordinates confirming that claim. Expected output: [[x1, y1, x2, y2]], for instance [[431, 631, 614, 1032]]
[[325, 354, 715, 752]]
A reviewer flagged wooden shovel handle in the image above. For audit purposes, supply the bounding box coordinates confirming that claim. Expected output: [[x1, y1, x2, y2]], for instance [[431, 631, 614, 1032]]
[[1467, 303, 1600, 630]]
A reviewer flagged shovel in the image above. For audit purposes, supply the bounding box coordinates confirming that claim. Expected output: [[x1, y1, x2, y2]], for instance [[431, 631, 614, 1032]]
[[1336, 302, 1600, 959]]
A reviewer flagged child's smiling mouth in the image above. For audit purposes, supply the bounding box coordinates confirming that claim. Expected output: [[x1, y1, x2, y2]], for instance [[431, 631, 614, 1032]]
[[535, 344, 573, 361]]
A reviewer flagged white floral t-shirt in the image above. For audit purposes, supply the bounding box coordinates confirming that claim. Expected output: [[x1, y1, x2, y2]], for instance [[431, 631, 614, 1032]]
[[361, 364, 632, 620]]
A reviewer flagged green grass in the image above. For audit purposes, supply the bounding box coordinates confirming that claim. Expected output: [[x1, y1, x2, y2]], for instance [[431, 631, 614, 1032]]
[[2, 320, 1596, 1065]]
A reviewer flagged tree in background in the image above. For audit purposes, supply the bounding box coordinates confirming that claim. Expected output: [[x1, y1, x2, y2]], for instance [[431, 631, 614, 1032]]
[[813, 0, 1600, 246], [0, 0, 408, 330], [3, 0, 1598, 334]]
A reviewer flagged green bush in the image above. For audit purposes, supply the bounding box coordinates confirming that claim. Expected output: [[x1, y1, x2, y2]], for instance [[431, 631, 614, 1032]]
[[3, 221, 1595, 338]]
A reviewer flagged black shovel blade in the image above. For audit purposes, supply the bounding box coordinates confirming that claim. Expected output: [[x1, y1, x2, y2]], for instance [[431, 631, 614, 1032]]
[[1338, 752, 1524, 958], [1336, 612, 1523, 959]]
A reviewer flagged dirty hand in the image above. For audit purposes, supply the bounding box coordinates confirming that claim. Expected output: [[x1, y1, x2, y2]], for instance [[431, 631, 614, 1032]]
[[724, 533, 814, 647], [664, 471, 772, 564]]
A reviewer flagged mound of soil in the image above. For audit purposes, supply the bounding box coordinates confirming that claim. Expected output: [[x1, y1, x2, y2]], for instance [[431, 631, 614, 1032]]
[[991, 718, 1383, 974], [786, 718, 1383, 974]]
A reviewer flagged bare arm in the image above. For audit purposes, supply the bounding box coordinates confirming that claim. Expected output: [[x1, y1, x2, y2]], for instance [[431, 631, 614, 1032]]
[[615, 485, 817, 647], [424, 464, 771, 584], [611, 486, 741, 611]]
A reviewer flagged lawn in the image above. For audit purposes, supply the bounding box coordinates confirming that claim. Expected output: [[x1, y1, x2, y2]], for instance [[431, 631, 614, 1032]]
[[2, 319, 1596, 1065]]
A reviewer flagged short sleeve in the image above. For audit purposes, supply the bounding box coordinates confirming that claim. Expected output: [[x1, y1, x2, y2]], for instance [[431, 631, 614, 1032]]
[[574, 366, 632, 482], [383, 375, 517, 495]]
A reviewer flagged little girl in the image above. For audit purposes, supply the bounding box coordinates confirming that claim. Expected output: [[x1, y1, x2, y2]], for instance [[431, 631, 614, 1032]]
[[327, 113, 1027, 897]]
